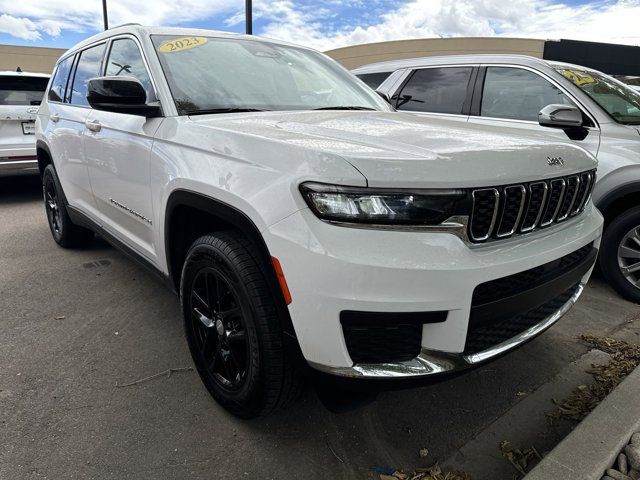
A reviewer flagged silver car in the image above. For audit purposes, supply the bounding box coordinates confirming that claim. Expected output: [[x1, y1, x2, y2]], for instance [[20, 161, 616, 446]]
[[354, 54, 640, 303]]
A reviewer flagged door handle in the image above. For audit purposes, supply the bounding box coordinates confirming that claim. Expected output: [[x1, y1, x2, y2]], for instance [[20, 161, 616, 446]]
[[85, 120, 102, 132], [50, 114, 60, 123]]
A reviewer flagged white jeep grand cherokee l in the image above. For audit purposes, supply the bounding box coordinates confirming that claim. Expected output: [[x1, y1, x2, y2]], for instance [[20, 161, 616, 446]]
[[36, 25, 603, 418]]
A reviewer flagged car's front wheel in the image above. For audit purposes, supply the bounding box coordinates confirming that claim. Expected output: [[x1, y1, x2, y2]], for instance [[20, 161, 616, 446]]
[[600, 206, 640, 303], [42, 164, 94, 248], [180, 232, 301, 418]]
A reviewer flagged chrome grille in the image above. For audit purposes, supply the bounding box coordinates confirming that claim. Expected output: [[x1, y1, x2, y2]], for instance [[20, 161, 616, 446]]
[[469, 169, 596, 243]]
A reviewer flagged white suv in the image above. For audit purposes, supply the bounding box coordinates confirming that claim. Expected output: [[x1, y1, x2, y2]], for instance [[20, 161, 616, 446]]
[[36, 26, 602, 417], [0, 70, 49, 176], [354, 55, 640, 303]]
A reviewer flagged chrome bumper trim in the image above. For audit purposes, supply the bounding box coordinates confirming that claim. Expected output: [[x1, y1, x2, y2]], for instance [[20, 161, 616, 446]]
[[309, 283, 584, 379]]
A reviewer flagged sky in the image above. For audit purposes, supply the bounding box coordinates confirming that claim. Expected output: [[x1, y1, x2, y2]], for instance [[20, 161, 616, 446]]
[[0, 0, 638, 52]]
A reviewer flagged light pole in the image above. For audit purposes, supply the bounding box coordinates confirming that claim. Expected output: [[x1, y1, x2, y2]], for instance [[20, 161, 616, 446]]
[[102, 0, 109, 30], [245, 0, 252, 35]]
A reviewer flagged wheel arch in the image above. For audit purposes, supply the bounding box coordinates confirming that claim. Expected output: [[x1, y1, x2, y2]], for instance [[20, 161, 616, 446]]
[[164, 189, 299, 340], [36, 140, 53, 177], [597, 182, 640, 229]]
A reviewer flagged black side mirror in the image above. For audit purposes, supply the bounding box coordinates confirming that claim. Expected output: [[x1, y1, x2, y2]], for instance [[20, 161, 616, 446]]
[[87, 76, 160, 117]]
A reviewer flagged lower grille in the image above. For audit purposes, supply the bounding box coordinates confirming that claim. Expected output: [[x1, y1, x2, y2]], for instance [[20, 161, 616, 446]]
[[464, 284, 580, 355], [472, 243, 593, 306], [340, 310, 446, 364]]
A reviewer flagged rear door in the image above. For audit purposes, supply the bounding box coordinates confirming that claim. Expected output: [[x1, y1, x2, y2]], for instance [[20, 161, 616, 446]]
[[391, 66, 476, 123], [46, 43, 106, 217], [0, 74, 48, 156], [467, 65, 601, 156]]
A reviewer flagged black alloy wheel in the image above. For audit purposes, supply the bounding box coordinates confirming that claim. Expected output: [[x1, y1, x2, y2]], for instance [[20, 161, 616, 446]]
[[188, 267, 249, 391]]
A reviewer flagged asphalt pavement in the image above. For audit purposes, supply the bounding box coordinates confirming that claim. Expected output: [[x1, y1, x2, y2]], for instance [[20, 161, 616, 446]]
[[1, 175, 639, 480]]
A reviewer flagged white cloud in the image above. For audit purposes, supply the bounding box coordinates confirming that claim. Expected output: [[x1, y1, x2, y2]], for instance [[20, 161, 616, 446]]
[[256, 0, 640, 51], [0, 14, 41, 40], [0, 0, 639, 53]]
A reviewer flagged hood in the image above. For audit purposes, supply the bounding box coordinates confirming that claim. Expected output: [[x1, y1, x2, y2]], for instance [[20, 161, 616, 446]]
[[189, 111, 598, 188]]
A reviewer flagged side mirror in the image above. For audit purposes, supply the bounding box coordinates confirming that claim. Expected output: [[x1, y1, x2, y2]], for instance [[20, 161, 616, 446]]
[[538, 104, 583, 128], [87, 76, 160, 117]]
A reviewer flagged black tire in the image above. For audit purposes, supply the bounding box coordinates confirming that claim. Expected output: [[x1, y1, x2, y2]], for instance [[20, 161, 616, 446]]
[[42, 164, 94, 248], [180, 231, 301, 418], [600, 206, 640, 303]]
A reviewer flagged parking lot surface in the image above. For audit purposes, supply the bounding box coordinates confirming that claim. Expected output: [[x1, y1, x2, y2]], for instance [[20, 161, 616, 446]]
[[2, 176, 639, 480]]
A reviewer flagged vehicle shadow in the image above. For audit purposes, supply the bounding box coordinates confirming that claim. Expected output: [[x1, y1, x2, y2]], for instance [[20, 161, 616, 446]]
[[0, 175, 42, 204]]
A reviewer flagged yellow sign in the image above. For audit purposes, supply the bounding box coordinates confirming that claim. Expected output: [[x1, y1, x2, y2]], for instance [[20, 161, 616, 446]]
[[560, 69, 595, 86], [158, 37, 207, 53]]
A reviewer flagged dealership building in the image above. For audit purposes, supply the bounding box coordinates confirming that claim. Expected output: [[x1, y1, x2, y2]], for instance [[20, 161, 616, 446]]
[[0, 44, 66, 74], [326, 37, 640, 76]]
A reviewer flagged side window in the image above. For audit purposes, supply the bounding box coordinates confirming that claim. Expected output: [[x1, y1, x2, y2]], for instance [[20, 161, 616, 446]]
[[357, 72, 392, 90], [481, 67, 574, 121], [69, 43, 106, 106], [48, 55, 74, 103], [105, 38, 154, 100], [395, 67, 473, 114]]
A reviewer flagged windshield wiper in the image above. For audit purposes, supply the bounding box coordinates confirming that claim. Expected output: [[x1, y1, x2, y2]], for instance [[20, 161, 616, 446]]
[[312, 106, 376, 111], [186, 107, 269, 115]]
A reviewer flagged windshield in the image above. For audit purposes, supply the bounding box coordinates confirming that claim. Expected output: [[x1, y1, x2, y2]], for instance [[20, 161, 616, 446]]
[[151, 35, 389, 115], [554, 66, 640, 125], [0, 76, 48, 106]]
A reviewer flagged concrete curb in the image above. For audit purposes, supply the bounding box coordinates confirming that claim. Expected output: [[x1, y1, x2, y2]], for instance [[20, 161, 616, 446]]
[[525, 363, 640, 480]]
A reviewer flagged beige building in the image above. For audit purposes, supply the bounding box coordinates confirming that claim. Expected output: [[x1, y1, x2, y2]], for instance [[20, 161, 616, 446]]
[[325, 37, 545, 70], [0, 45, 67, 74]]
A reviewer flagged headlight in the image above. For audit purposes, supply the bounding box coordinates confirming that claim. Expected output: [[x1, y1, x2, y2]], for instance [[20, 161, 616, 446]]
[[299, 182, 466, 226]]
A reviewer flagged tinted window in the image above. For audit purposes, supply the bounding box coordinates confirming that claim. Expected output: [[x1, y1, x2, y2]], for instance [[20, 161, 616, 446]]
[[357, 72, 392, 89], [105, 38, 153, 100], [481, 67, 574, 121], [69, 43, 106, 106], [0, 75, 49, 105], [49, 55, 74, 103], [396, 67, 473, 114]]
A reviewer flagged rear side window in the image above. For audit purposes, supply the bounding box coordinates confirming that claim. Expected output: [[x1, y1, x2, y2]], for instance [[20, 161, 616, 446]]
[[396, 67, 473, 114], [49, 55, 74, 103], [481, 67, 574, 121], [105, 38, 154, 100], [69, 43, 106, 106], [0, 75, 49, 106], [357, 72, 392, 89]]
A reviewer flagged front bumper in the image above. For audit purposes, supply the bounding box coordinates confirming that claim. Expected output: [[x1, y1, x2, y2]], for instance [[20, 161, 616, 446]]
[[264, 204, 603, 378], [0, 146, 38, 176]]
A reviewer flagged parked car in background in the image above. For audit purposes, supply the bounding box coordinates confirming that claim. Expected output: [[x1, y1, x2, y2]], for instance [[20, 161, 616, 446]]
[[354, 55, 640, 303], [0, 70, 49, 176], [37, 26, 602, 417]]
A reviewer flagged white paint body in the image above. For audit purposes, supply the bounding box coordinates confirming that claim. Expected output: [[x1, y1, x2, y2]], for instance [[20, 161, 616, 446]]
[[0, 71, 49, 176], [37, 27, 602, 374]]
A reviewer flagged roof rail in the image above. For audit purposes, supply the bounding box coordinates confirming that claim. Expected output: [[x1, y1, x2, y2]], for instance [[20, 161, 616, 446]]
[[108, 22, 141, 30]]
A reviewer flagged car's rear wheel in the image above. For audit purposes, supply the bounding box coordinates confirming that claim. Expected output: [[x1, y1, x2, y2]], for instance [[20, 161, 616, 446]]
[[180, 232, 301, 418], [42, 164, 94, 248], [600, 206, 640, 303]]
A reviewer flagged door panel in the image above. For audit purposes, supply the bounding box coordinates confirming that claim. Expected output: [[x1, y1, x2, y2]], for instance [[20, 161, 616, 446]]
[[84, 110, 162, 261], [48, 103, 96, 215]]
